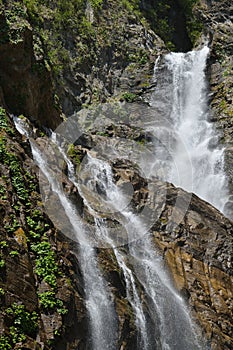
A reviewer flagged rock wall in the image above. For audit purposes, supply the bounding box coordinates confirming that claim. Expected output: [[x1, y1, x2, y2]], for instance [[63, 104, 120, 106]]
[[1, 110, 232, 349], [152, 189, 233, 350]]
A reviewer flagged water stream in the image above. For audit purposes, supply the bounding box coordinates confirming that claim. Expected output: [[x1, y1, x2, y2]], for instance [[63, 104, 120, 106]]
[[150, 46, 228, 213]]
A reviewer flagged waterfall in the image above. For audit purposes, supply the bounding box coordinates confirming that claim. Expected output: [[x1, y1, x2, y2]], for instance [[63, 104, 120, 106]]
[[13, 115, 207, 349], [150, 46, 229, 213], [79, 243, 117, 350], [13, 118, 117, 350], [129, 236, 203, 350], [95, 218, 150, 349], [77, 155, 150, 348], [79, 156, 206, 350], [12, 46, 215, 349]]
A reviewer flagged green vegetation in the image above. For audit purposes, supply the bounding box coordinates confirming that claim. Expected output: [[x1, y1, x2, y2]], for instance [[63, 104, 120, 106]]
[[0, 136, 29, 203], [9, 157, 29, 202], [0, 258, 5, 268], [67, 144, 81, 165], [0, 239, 7, 269], [4, 215, 20, 235], [0, 109, 67, 323], [0, 303, 39, 349], [19, 0, 147, 83], [0, 335, 11, 350], [128, 49, 149, 65], [9, 250, 20, 257], [89, 0, 103, 9], [22, 0, 95, 73], [26, 211, 49, 239], [0, 108, 15, 136], [120, 0, 140, 14], [38, 290, 67, 314], [6, 303, 38, 336], [26, 210, 67, 314], [0, 240, 8, 249], [0, 1, 29, 44], [31, 239, 59, 288], [182, 0, 203, 45], [121, 92, 137, 103], [0, 183, 7, 199]]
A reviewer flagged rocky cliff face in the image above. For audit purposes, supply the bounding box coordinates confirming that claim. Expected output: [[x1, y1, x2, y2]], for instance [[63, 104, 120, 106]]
[[0, 0, 232, 349]]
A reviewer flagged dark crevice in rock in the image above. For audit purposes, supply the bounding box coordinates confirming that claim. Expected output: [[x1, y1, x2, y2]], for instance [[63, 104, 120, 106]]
[[140, 0, 192, 52], [169, 0, 193, 52]]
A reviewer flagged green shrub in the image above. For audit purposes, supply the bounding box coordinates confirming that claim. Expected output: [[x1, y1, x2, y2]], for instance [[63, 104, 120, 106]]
[[0, 108, 15, 136], [6, 303, 38, 337], [38, 291, 67, 314], [121, 92, 137, 102], [0, 335, 11, 350], [9, 250, 20, 257], [31, 238, 58, 288]]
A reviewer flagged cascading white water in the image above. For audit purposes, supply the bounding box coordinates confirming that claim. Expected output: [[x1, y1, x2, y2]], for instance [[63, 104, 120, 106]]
[[79, 243, 117, 350], [12, 46, 216, 349], [13, 118, 117, 350], [77, 155, 150, 348], [95, 218, 150, 349], [129, 236, 204, 350], [80, 156, 205, 350], [151, 46, 228, 213]]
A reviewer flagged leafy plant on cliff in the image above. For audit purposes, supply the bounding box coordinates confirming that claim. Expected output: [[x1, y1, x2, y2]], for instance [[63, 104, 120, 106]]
[[2, 1, 29, 44], [23, 0, 94, 74], [90, 0, 103, 9], [121, 92, 137, 103], [6, 303, 38, 337], [0, 303, 38, 349], [0, 335, 11, 350], [0, 108, 15, 136], [0, 109, 71, 346], [0, 258, 5, 268], [31, 238, 59, 288], [0, 134, 29, 204], [38, 290, 67, 314]]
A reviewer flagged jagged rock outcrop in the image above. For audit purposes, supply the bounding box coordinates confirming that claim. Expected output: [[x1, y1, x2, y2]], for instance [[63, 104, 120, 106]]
[[152, 189, 233, 350]]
